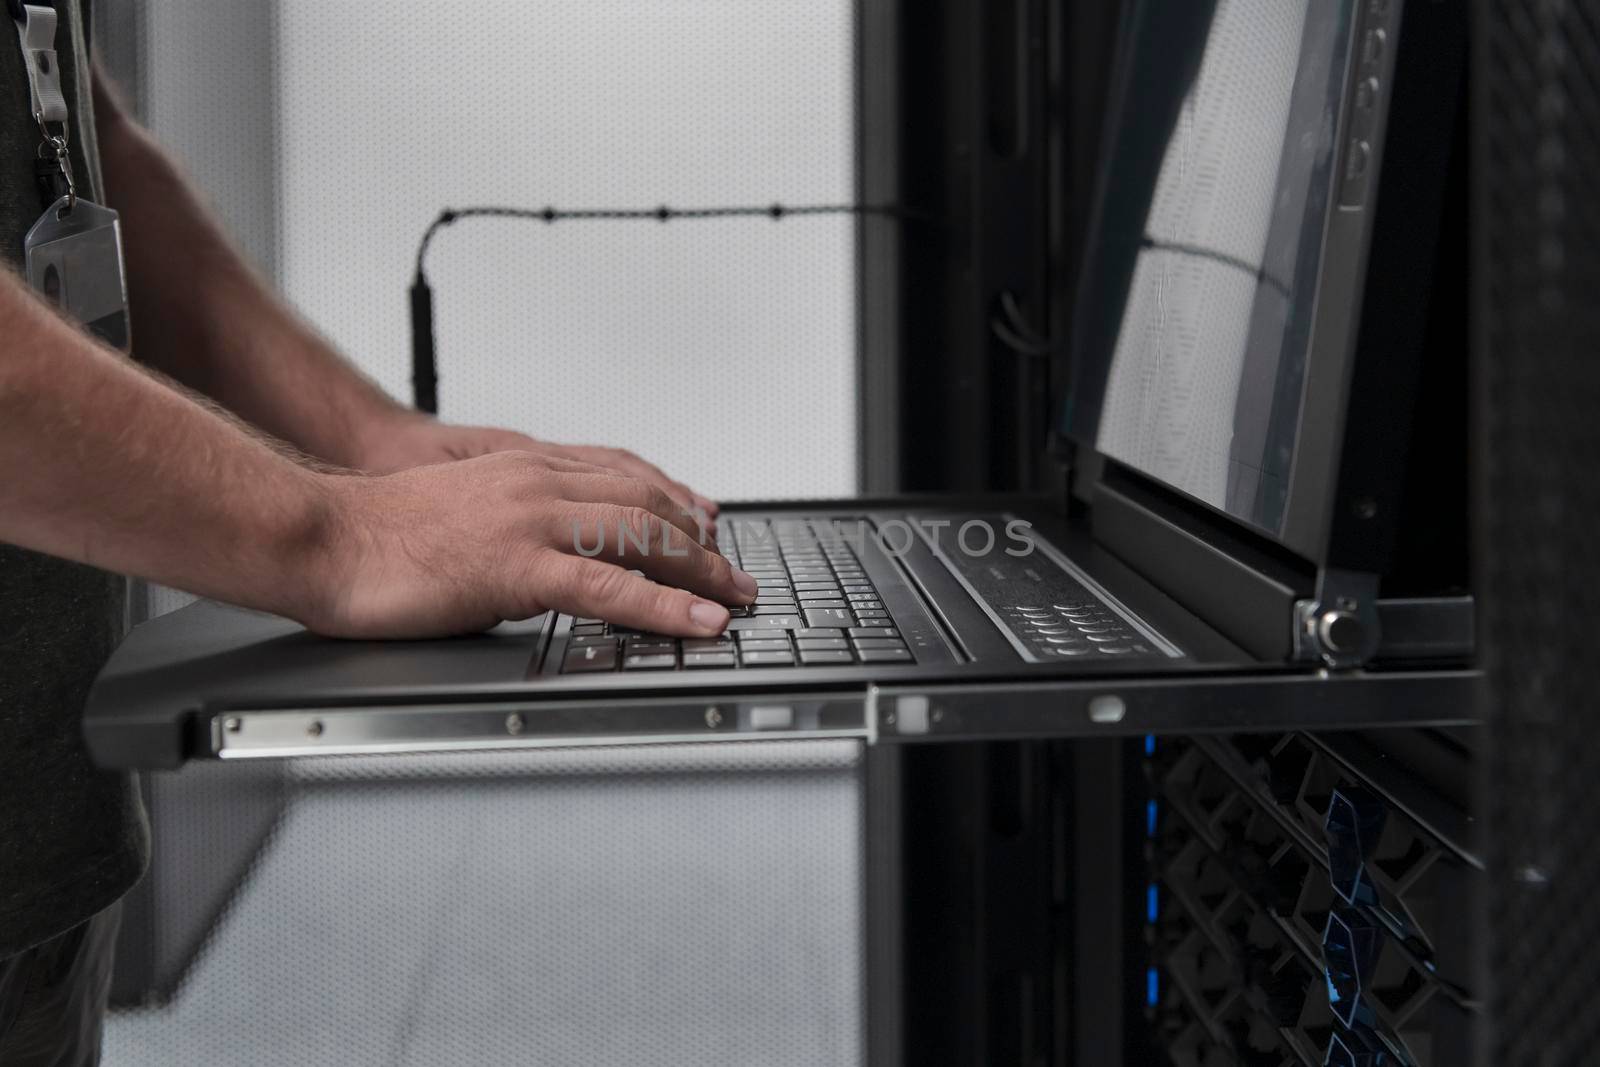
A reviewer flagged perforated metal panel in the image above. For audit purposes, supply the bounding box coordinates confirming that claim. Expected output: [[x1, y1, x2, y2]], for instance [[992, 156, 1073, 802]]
[[106, 742, 865, 1067], [275, 0, 858, 501], [1478, 0, 1600, 1061]]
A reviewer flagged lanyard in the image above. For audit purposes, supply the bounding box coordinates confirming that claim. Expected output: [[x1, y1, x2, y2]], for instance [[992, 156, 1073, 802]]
[[11, 2, 74, 208], [9, 2, 128, 350]]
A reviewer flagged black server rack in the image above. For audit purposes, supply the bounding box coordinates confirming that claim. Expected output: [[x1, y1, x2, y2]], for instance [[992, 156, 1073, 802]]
[[1144, 730, 1480, 1066]]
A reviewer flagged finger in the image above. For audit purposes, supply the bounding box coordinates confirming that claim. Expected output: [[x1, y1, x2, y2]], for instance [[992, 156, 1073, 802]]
[[554, 503, 757, 605], [543, 470, 714, 548], [600, 452, 707, 519], [537, 555, 732, 637], [622, 459, 696, 511]]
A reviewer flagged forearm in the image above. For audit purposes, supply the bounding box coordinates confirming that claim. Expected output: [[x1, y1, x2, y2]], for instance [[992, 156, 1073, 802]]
[[0, 270, 336, 620], [92, 76, 413, 467]]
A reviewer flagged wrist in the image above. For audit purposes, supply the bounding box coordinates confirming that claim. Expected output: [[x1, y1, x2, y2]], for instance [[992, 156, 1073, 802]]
[[340, 404, 433, 471], [272, 469, 365, 630]]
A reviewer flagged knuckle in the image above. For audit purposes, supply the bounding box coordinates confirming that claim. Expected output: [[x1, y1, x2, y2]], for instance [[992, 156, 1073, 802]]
[[646, 485, 677, 517], [576, 561, 629, 604], [620, 505, 657, 538]]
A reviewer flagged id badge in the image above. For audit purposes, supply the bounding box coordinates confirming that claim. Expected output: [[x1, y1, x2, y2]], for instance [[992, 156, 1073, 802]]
[[24, 195, 131, 351]]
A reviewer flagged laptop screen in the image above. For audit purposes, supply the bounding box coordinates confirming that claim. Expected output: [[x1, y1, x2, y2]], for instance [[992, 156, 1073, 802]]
[[1062, 0, 1358, 538]]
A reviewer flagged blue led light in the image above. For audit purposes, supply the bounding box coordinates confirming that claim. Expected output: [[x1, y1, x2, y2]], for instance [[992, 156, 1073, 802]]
[[1147, 967, 1160, 1006], [1146, 800, 1159, 837], [1144, 734, 1156, 756], [1147, 884, 1159, 922]]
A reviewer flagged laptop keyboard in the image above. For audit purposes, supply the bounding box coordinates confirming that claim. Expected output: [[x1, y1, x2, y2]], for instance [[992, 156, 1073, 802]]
[[559, 519, 914, 673]]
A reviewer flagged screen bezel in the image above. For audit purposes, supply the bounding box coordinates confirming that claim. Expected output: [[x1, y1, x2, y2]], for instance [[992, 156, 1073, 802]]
[[1058, 0, 1406, 567]]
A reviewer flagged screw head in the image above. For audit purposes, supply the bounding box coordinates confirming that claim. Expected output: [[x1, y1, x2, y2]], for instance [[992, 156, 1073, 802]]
[[223, 717, 242, 734], [306, 720, 324, 738], [705, 706, 724, 728], [505, 712, 525, 736], [1318, 610, 1366, 654]]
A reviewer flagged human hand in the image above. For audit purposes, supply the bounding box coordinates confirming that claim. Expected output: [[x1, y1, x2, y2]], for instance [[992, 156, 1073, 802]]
[[354, 413, 719, 528], [303, 451, 754, 639]]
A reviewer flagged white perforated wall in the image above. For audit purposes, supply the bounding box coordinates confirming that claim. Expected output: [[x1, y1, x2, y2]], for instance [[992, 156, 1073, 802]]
[[276, 0, 858, 502], [106, 743, 866, 1067]]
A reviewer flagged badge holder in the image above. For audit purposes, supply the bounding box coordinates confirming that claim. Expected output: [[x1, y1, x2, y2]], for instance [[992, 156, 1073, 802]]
[[13, 2, 130, 350], [25, 194, 130, 350]]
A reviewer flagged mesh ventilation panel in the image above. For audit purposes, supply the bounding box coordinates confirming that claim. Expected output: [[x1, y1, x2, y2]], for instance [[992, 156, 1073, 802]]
[[275, 0, 858, 501], [1478, 0, 1600, 1061], [105, 741, 865, 1067]]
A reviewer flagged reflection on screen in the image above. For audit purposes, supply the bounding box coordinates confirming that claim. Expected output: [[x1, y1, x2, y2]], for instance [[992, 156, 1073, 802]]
[[1065, 0, 1354, 535]]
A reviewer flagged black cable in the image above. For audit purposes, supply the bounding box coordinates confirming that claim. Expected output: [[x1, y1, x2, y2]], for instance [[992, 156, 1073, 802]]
[[409, 201, 914, 414], [1138, 235, 1293, 300], [990, 290, 1057, 357]]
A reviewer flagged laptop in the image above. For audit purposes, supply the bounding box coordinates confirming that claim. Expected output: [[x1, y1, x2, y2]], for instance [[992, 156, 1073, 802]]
[[83, 0, 1474, 768]]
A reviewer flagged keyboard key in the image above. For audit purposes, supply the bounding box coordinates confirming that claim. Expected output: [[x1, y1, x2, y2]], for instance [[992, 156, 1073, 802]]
[[728, 615, 803, 630], [623, 653, 677, 670], [854, 610, 889, 621], [571, 624, 607, 636], [857, 647, 914, 663], [568, 634, 614, 646], [800, 649, 854, 665], [626, 638, 676, 653], [683, 652, 736, 669], [796, 637, 849, 651], [740, 650, 795, 667], [792, 628, 845, 640], [805, 608, 855, 629], [563, 644, 617, 672], [683, 638, 733, 651], [792, 581, 839, 591], [799, 599, 848, 609], [797, 590, 843, 602], [753, 605, 802, 615], [853, 638, 906, 650], [738, 639, 790, 653], [846, 592, 880, 602], [848, 627, 899, 640]]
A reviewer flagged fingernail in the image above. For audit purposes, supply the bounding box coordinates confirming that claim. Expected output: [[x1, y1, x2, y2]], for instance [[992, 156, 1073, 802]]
[[689, 600, 729, 632], [732, 568, 759, 599]]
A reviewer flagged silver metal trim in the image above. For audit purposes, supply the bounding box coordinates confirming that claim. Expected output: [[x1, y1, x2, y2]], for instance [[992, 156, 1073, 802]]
[[211, 695, 870, 760]]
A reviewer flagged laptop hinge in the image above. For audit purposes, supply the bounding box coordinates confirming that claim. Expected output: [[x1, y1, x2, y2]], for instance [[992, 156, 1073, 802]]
[[1293, 568, 1382, 669], [1294, 589, 1476, 668]]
